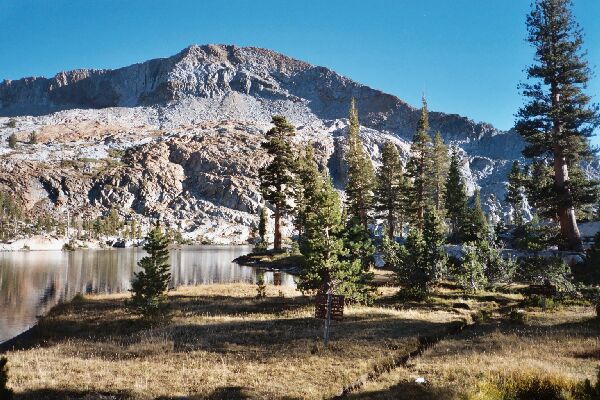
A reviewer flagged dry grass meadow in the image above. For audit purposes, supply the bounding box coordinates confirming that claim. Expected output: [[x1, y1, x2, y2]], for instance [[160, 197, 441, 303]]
[[3, 279, 600, 400]]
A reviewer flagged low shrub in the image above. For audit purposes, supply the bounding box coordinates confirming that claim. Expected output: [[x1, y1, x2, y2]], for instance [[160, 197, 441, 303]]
[[468, 369, 600, 400], [516, 256, 575, 292]]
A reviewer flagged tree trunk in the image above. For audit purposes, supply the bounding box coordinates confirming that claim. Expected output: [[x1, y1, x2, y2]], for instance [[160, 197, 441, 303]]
[[387, 211, 395, 240], [274, 205, 282, 251], [553, 150, 583, 251], [552, 89, 583, 252]]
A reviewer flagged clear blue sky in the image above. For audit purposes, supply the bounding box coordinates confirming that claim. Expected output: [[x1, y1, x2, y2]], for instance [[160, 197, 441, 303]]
[[1, 1, 599, 142]]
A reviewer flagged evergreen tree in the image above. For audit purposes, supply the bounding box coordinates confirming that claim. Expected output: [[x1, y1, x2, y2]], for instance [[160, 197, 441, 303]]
[[341, 215, 375, 271], [129, 226, 171, 317], [29, 131, 38, 144], [405, 96, 432, 230], [430, 131, 449, 212], [298, 176, 374, 303], [516, 0, 600, 251], [0, 356, 12, 400], [456, 242, 487, 293], [445, 147, 468, 241], [259, 116, 296, 251], [293, 144, 322, 241], [258, 206, 268, 246], [396, 228, 428, 293], [345, 98, 375, 229], [7, 134, 16, 149], [374, 141, 404, 239], [505, 160, 527, 225], [422, 207, 448, 284], [462, 189, 489, 243]]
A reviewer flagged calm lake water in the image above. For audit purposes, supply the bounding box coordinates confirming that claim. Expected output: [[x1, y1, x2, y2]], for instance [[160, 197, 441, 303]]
[[0, 246, 295, 344]]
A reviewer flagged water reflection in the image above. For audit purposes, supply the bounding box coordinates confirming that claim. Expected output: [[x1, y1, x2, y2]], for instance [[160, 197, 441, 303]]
[[0, 246, 295, 343]]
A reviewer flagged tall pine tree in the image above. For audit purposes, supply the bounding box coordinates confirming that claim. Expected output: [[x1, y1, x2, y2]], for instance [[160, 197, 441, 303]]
[[516, 0, 600, 251], [345, 98, 376, 229], [374, 141, 405, 239], [293, 144, 323, 241], [445, 147, 468, 242], [298, 175, 373, 303], [430, 131, 450, 213], [259, 116, 296, 251], [462, 189, 489, 243], [405, 95, 432, 231], [505, 160, 527, 225]]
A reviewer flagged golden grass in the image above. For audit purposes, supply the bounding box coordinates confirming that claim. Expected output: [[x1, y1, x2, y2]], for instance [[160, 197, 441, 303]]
[[5, 283, 465, 400], [349, 296, 600, 400]]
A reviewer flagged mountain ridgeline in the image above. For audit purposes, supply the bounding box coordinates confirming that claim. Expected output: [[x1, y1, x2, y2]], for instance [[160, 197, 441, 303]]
[[0, 44, 533, 243]]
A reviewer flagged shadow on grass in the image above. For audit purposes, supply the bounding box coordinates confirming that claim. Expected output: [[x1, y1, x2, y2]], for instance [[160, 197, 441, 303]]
[[15, 388, 133, 399], [157, 385, 301, 400], [4, 291, 456, 364], [344, 380, 457, 400]]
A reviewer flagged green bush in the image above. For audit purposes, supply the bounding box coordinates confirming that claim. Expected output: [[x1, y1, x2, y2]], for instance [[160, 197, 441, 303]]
[[516, 256, 574, 292]]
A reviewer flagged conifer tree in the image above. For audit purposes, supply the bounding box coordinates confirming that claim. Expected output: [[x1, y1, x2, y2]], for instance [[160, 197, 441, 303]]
[[341, 215, 375, 271], [258, 206, 268, 246], [405, 96, 432, 230], [129, 226, 171, 317], [298, 175, 374, 303], [29, 131, 38, 144], [7, 134, 16, 149], [374, 141, 404, 239], [293, 144, 322, 240], [430, 131, 449, 212], [396, 228, 428, 293], [505, 161, 527, 225], [259, 115, 296, 251], [445, 147, 468, 241], [345, 98, 375, 229], [462, 189, 489, 243], [422, 207, 447, 284], [516, 0, 600, 251]]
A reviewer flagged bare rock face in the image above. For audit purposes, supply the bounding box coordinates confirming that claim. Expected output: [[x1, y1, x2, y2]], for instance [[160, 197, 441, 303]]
[[0, 44, 581, 243]]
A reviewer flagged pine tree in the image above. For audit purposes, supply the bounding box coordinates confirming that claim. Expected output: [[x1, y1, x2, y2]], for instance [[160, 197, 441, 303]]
[[405, 96, 432, 230], [516, 0, 600, 251], [298, 175, 374, 303], [129, 226, 171, 317], [259, 116, 296, 251], [462, 189, 489, 243], [396, 228, 428, 293], [341, 215, 375, 271], [422, 207, 448, 284], [258, 206, 268, 245], [345, 98, 375, 229], [445, 147, 468, 241], [505, 161, 527, 225], [457, 242, 487, 293], [430, 131, 449, 212], [29, 131, 38, 144], [374, 141, 404, 239], [293, 144, 322, 241], [7, 134, 16, 149]]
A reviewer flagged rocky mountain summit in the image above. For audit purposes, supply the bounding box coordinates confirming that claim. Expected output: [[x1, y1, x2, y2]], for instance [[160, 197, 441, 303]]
[[0, 44, 552, 243]]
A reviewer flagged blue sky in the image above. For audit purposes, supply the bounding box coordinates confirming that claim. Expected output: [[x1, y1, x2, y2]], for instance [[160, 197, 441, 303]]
[[1, 1, 599, 143]]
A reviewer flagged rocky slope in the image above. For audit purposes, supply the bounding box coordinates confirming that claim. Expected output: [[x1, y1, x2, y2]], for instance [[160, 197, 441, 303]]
[[0, 44, 541, 243]]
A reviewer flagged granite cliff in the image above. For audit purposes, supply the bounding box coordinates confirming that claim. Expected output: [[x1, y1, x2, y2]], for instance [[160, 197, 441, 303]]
[[0, 44, 543, 243]]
